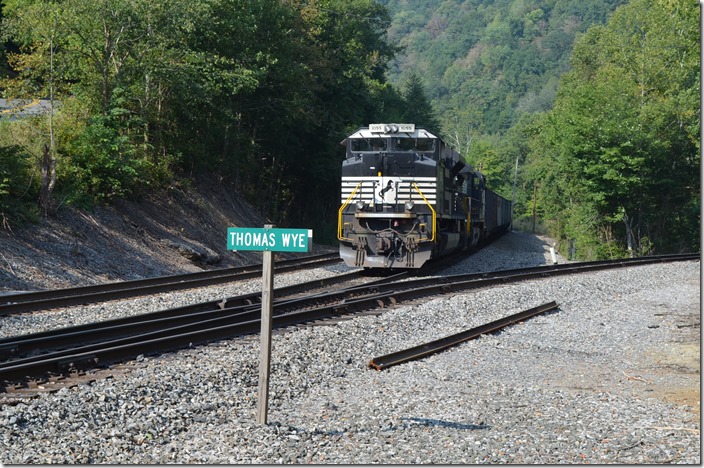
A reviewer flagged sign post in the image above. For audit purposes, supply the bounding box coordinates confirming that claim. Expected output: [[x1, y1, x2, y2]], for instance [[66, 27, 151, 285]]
[[227, 225, 311, 425], [257, 238, 275, 425]]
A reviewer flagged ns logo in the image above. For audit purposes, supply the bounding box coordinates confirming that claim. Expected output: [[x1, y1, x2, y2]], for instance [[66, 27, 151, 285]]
[[376, 180, 395, 203]]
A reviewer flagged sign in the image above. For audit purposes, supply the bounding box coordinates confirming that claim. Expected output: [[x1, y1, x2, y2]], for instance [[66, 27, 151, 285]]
[[226, 225, 312, 425], [226, 225, 312, 424], [227, 227, 312, 252], [369, 123, 415, 133]]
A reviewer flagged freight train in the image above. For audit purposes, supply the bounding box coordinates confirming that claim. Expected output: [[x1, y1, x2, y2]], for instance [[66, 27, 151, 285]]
[[338, 123, 512, 269]]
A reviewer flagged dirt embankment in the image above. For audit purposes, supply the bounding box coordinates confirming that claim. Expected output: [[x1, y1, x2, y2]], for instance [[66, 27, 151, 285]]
[[0, 175, 299, 292]]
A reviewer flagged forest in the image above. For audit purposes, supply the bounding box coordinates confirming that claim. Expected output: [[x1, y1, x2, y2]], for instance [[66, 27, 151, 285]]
[[0, 0, 699, 258]]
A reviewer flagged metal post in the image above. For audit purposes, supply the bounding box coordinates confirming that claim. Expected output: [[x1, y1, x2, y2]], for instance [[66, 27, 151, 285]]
[[532, 179, 537, 233], [511, 156, 519, 229], [256, 225, 275, 425]]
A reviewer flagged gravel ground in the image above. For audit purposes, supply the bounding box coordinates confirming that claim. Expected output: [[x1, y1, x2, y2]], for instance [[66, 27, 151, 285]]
[[0, 231, 700, 464]]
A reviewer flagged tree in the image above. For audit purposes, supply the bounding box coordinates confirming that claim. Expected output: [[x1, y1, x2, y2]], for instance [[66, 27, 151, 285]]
[[383, 0, 628, 136], [249, 0, 398, 232], [401, 73, 439, 130], [3, 0, 263, 204], [525, 0, 699, 258], [1, 0, 408, 242], [2, 0, 65, 215]]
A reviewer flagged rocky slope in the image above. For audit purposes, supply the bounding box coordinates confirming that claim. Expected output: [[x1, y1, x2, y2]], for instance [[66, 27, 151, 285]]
[[0, 175, 300, 292]]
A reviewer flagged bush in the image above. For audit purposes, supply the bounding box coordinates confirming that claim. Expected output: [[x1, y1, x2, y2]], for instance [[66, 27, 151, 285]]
[[62, 112, 173, 204], [0, 144, 40, 228]]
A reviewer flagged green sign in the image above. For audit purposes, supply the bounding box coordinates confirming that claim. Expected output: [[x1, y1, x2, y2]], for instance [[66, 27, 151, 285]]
[[227, 227, 311, 252]]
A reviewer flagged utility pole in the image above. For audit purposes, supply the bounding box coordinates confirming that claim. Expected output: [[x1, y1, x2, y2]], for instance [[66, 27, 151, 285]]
[[532, 179, 537, 233], [511, 156, 519, 229]]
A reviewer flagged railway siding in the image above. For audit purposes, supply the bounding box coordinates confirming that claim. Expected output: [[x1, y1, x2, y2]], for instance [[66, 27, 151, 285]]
[[0, 231, 699, 464]]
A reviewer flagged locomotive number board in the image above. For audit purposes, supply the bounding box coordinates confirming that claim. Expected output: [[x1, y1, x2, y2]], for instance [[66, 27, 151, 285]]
[[369, 123, 415, 133]]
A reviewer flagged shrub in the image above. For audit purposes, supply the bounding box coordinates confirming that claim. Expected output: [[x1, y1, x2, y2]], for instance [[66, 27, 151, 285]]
[[0, 144, 40, 228]]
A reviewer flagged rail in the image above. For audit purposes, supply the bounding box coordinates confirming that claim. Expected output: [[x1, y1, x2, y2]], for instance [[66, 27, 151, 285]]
[[0, 253, 697, 390], [0, 252, 340, 316], [369, 301, 559, 370]]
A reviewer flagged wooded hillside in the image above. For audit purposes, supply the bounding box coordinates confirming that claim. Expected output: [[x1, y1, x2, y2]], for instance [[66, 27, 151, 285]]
[[0, 0, 435, 243], [382, 0, 699, 257], [524, 0, 699, 257], [0, 0, 699, 258], [381, 0, 626, 135]]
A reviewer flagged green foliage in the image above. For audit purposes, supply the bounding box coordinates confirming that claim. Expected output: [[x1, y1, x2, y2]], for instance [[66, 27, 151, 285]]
[[64, 114, 147, 203], [401, 73, 439, 130], [381, 0, 627, 137], [524, 0, 699, 258], [0, 0, 416, 238], [0, 2, 8, 77], [0, 143, 39, 226], [2, 0, 694, 260]]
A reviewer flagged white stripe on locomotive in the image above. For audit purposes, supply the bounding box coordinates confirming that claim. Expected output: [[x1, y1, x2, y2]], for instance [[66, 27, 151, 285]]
[[340, 176, 436, 204]]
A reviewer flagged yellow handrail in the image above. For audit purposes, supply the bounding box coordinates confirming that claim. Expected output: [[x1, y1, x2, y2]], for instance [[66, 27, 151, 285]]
[[337, 182, 362, 241], [412, 182, 436, 243]]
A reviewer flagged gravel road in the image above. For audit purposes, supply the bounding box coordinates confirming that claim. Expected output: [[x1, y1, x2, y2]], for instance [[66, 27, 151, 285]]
[[0, 231, 700, 464]]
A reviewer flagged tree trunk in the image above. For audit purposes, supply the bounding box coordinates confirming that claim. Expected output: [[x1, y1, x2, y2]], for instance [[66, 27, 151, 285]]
[[622, 210, 635, 257], [40, 33, 57, 217], [40, 143, 56, 217]]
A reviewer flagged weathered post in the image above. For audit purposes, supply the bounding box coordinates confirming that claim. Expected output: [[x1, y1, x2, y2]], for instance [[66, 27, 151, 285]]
[[257, 225, 275, 425], [226, 224, 312, 425]]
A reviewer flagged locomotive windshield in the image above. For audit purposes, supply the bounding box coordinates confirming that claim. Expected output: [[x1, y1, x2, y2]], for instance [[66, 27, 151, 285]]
[[350, 138, 387, 152], [393, 138, 435, 152]]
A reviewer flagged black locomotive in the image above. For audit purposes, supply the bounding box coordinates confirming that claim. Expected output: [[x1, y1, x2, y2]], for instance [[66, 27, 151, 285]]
[[338, 123, 512, 269]]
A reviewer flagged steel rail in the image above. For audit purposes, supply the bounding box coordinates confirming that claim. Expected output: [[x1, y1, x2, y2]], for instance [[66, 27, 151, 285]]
[[1, 253, 696, 356], [0, 289, 395, 384], [349, 253, 700, 312], [397, 253, 700, 296], [368, 301, 559, 370], [0, 254, 697, 388], [0, 271, 408, 360], [0, 252, 341, 315], [0, 253, 695, 361]]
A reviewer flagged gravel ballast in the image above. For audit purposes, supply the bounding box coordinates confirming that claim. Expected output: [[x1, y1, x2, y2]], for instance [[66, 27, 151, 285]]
[[0, 231, 700, 464]]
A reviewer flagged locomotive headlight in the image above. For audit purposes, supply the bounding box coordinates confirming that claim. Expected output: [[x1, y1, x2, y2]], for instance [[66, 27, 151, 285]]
[[405, 200, 415, 211], [356, 200, 367, 210]]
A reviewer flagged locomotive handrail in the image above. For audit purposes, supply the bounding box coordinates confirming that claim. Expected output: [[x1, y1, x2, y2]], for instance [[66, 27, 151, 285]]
[[412, 182, 436, 243], [338, 181, 363, 241]]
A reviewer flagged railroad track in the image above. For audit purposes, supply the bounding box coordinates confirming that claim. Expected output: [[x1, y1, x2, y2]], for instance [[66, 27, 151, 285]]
[[0, 253, 697, 393], [0, 252, 341, 316]]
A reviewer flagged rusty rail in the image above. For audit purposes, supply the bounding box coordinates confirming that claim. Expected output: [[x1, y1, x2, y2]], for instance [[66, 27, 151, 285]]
[[369, 301, 559, 370], [0, 252, 341, 315]]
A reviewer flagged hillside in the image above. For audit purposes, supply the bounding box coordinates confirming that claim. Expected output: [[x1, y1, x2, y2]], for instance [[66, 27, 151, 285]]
[[0, 175, 330, 293], [0, 0, 697, 274], [380, 0, 626, 134]]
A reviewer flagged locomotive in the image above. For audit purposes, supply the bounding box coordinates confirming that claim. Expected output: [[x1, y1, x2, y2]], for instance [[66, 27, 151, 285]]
[[337, 123, 512, 269]]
